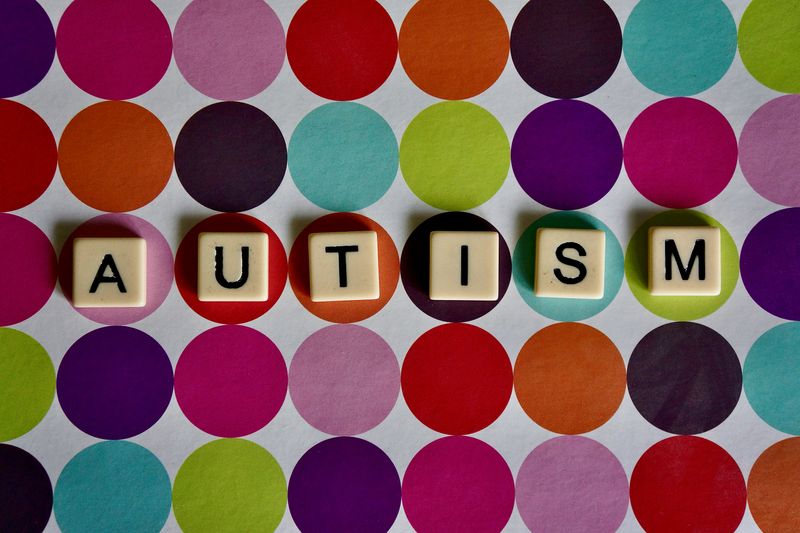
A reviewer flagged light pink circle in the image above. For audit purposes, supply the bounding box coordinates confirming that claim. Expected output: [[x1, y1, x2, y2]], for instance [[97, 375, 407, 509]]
[[58, 214, 173, 325], [289, 325, 399, 436], [174, 0, 285, 100], [175, 325, 287, 437], [0, 214, 56, 325]]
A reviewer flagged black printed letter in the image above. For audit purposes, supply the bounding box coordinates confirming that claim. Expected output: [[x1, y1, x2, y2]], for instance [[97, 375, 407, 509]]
[[664, 239, 705, 281], [325, 245, 359, 287], [554, 242, 588, 285], [89, 254, 127, 293], [214, 246, 250, 289]]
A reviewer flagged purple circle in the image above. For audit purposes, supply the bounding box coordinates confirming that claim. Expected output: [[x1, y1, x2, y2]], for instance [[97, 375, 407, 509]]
[[57, 326, 173, 440], [0, 0, 55, 97], [0, 444, 52, 532], [741, 208, 800, 320], [288, 437, 401, 533], [512, 100, 622, 209], [516, 436, 628, 533]]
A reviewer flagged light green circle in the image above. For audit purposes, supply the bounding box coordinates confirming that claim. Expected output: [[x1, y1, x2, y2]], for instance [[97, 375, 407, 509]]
[[624, 210, 738, 320], [740, 0, 800, 93], [173, 439, 287, 533], [400, 101, 509, 210], [0, 328, 55, 441]]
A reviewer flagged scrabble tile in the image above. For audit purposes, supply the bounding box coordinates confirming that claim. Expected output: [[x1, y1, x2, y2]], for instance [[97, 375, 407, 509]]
[[198, 232, 269, 302], [649, 226, 721, 296], [429, 231, 499, 301], [73, 237, 147, 308], [535, 228, 605, 299], [309, 231, 379, 302]]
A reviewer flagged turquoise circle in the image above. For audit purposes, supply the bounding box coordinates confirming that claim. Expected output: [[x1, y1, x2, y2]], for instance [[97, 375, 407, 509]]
[[623, 0, 737, 96], [54, 441, 171, 533], [289, 102, 398, 211], [513, 211, 623, 321], [744, 323, 800, 435]]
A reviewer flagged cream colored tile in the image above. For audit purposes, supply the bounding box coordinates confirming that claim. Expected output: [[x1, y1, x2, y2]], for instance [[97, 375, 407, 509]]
[[429, 231, 499, 301], [198, 232, 269, 302], [309, 231, 379, 302], [535, 228, 605, 299], [649, 226, 721, 296], [73, 237, 147, 308]]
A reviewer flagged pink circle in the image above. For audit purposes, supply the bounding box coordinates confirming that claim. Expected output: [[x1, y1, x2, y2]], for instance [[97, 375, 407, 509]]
[[402, 436, 515, 533], [56, 0, 172, 100], [0, 214, 56, 326], [740, 95, 800, 206], [175, 325, 287, 437], [58, 214, 173, 325], [174, 0, 285, 100], [516, 436, 629, 532], [289, 325, 399, 436], [624, 98, 738, 208]]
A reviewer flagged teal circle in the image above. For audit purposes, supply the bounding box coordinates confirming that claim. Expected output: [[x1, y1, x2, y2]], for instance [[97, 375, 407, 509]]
[[289, 102, 398, 211], [54, 441, 171, 533], [744, 323, 800, 435], [513, 211, 623, 321], [623, 0, 737, 96]]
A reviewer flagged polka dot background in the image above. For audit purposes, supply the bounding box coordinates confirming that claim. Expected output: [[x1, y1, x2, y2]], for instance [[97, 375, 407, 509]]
[[739, 0, 800, 93], [0, 0, 54, 98], [748, 438, 800, 533], [0, 444, 52, 532]]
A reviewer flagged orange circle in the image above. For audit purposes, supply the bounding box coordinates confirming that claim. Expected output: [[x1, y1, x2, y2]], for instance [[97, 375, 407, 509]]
[[58, 101, 173, 212], [289, 213, 399, 323], [748, 437, 800, 533], [514, 322, 626, 434], [399, 0, 509, 100]]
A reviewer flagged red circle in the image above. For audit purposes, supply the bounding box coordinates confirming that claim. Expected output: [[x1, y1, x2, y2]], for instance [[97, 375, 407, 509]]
[[630, 436, 746, 533], [175, 214, 287, 324], [0, 100, 57, 212], [287, 0, 397, 100], [401, 324, 512, 435]]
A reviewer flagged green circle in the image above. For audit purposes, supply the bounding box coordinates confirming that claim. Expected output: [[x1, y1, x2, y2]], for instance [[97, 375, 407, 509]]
[[744, 323, 800, 435], [400, 101, 509, 210], [512, 211, 624, 321], [740, 0, 800, 93], [624, 210, 738, 320], [173, 439, 287, 533], [0, 328, 55, 441], [288, 102, 398, 212]]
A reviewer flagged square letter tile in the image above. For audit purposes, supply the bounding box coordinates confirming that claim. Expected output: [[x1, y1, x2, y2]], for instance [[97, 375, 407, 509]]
[[649, 226, 721, 296], [429, 231, 499, 301], [535, 228, 605, 299], [198, 232, 269, 302], [308, 231, 379, 302], [73, 237, 147, 308]]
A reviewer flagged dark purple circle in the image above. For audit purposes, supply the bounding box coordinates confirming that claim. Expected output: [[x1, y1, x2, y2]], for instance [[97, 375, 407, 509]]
[[0, 444, 52, 532], [0, 0, 55, 97], [741, 208, 800, 320], [401, 212, 511, 323], [510, 0, 621, 98], [57, 326, 173, 440], [175, 102, 287, 212], [288, 437, 401, 533], [628, 322, 741, 435], [512, 100, 622, 209]]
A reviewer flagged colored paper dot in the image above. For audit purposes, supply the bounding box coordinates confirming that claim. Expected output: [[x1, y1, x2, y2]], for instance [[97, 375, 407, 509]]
[[0, 213, 56, 326], [401, 212, 512, 323], [625, 210, 738, 320], [516, 436, 628, 533], [400, 101, 509, 211], [174, 0, 285, 101], [630, 436, 746, 533], [57, 326, 173, 440], [173, 439, 287, 533], [511, 100, 622, 210], [510, 0, 621, 99], [0, 444, 52, 532], [0, 329, 54, 442], [0, 0, 54, 97], [739, 0, 800, 93], [741, 208, 800, 320], [288, 103, 398, 212], [287, 0, 397, 101], [402, 436, 514, 533], [176, 325, 287, 438], [623, 0, 736, 96], [624, 98, 737, 208], [514, 323, 625, 435], [58, 102, 173, 212], [175, 102, 286, 212], [289, 325, 399, 436], [288, 437, 401, 532], [512, 211, 623, 321], [398, 0, 508, 100], [402, 324, 512, 435], [628, 322, 741, 435], [748, 437, 800, 533], [54, 441, 171, 533]]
